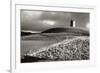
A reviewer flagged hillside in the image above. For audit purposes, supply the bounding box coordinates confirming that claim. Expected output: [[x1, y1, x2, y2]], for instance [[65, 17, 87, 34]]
[[42, 27, 89, 36], [21, 36, 89, 63]]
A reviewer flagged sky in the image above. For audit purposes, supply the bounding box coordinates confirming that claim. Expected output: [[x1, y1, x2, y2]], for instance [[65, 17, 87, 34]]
[[21, 9, 89, 32]]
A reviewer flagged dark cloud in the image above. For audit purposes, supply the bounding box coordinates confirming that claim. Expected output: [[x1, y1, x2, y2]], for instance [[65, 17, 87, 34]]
[[21, 10, 89, 31]]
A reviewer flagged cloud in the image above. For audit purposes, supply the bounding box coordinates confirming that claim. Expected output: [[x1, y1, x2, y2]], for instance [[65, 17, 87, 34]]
[[21, 10, 42, 22], [21, 10, 89, 31], [43, 20, 56, 25]]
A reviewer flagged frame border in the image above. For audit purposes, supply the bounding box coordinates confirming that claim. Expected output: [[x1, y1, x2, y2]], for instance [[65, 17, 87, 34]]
[[11, 3, 96, 73]]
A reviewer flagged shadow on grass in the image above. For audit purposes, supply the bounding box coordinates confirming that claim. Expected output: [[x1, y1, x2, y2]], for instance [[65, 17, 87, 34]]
[[21, 55, 46, 63]]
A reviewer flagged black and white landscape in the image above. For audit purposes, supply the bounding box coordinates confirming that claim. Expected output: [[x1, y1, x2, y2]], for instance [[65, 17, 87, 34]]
[[20, 10, 90, 63]]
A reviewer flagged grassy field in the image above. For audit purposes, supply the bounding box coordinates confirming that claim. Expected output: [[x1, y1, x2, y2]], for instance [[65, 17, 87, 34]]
[[21, 33, 76, 57], [21, 33, 89, 63]]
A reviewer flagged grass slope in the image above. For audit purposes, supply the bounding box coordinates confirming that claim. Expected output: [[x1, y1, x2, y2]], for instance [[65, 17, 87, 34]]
[[22, 36, 89, 63]]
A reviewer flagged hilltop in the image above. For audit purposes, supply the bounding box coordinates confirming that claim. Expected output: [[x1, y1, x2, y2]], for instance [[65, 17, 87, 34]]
[[42, 27, 89, 36]]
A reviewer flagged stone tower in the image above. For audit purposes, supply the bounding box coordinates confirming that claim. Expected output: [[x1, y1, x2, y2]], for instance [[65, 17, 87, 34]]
[[70, 20, 76, 27]]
